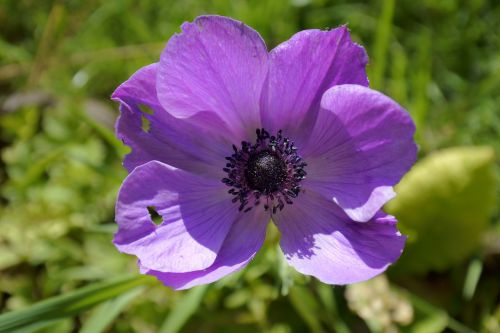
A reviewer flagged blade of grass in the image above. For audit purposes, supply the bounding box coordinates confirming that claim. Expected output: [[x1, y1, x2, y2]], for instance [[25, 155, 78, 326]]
[[0, 275, 153, 333], [411, 29, 432, 144], [371, 0, 395, 90], [289, 285, 325, 333], [80, 287, 143, 333], [462, 258, 483, 300], [388, 43, 408, 105], [411, 312, 448, 333], [392, 285, 475, 333], [27, 3, 64, 87], [8, 319, 63, 333], [315, 284, 349, 333], [159, 285, 208, 333]]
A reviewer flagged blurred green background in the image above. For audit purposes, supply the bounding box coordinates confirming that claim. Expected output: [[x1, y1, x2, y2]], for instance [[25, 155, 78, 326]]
[[0, 0, 499, 332]]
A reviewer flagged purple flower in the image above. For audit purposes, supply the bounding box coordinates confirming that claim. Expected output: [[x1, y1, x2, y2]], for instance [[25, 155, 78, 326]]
[[112, 16, 417, 290]]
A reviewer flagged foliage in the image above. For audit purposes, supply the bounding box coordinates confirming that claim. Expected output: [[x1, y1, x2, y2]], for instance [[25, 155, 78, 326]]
[[0, 0, 499, 332]]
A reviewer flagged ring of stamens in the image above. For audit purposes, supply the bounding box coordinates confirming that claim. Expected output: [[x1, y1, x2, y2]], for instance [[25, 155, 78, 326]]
[[222, 128, 307, 214]]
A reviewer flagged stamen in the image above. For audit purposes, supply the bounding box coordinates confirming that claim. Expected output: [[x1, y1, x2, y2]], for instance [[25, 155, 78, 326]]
[[221, 128, 306, 214]]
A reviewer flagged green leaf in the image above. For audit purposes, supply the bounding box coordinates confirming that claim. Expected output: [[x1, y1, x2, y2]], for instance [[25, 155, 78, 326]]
[[386, 146, 497, 273], [79, 287, 143, 333], [159, 285, 208, 333], [0, 275, 153, 333]]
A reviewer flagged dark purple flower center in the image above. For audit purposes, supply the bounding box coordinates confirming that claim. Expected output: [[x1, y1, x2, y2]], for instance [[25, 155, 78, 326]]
[[222, 129, 306, 214], [245, 150, 287, 193]]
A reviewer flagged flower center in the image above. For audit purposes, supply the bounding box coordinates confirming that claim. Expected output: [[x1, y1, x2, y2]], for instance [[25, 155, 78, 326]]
[[222, 129, 306, 214], [245, 150, 287, 193]]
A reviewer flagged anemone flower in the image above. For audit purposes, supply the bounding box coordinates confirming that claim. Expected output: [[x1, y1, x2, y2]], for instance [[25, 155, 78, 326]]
[[112, 15, 417, 290]]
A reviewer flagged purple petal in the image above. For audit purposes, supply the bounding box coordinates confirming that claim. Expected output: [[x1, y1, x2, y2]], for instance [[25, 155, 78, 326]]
[[157, 15, 269, 142], [113, 63, 231, 178], [114, 161, 238, 273], [273, 192, 406, 284], [261, 26, 368, 144], [302, 84, 417, 222], [141, 208, 268, 290]]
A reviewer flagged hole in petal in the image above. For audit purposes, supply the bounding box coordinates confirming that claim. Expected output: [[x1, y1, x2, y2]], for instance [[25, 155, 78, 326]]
[[147, 206, 163, 225], [138, 104, 154, 133], [138, 104, 154, 115], [141, 115, 150, 132]]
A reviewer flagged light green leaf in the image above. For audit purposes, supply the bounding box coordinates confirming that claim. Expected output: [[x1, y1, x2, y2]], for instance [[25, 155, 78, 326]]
[[0, 275, 153, 333], [159, 285, 208, 333], [386, 146, 497, 273]]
